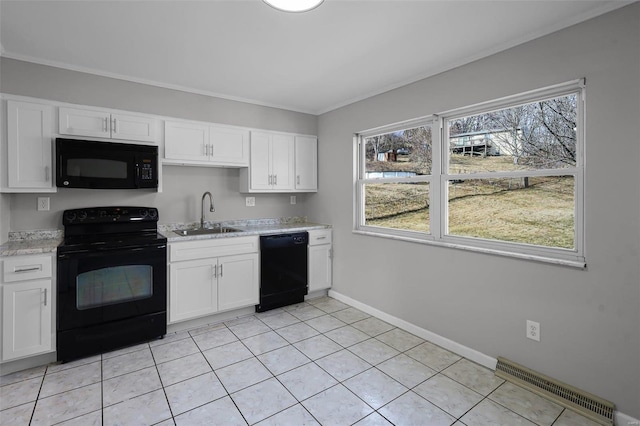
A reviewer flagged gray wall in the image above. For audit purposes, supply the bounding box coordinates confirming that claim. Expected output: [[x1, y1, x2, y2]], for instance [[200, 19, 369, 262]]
[[312, 4, 640, 417], [0, 57, 318, 231]]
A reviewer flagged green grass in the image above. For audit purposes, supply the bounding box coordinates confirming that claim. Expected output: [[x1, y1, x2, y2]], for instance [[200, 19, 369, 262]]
[[365, 157, 575, 249]]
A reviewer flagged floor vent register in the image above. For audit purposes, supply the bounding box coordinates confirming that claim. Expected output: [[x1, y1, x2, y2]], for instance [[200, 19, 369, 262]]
[[495, 356, 615, 425]]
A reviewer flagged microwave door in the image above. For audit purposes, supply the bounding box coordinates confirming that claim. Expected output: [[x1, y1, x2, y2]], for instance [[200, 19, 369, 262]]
[[59, 152, 134, 189]]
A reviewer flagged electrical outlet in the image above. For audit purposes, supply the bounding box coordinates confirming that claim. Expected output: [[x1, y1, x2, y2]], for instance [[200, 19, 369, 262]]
[[245, 197, 255, 207], [526, 320, 540, 342], [37, 197, 50, 211], [290, 195, 296, 205]]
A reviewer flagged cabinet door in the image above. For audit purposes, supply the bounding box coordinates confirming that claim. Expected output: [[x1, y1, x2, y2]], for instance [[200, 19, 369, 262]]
[[209, 126, 249, 166], [249, 132, 272, 190], [2, 279, 52, 361], [164, 121, 209, 162], [111, 113, 156, 142], [308, 245, 332, 293], [7, 101, 53, 189], [169, 259, 217, 323], [295, 136, 318, 191], [271, 134, 295, 190], [58, 107, 110, 138], [218, 253, 259, 312]]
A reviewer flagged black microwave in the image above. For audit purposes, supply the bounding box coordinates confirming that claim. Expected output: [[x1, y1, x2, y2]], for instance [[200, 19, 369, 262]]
[[56, 138, 158, 189]]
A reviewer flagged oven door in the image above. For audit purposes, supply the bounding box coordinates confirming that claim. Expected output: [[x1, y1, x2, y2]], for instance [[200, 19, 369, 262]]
[[57, 243, 166, 330]]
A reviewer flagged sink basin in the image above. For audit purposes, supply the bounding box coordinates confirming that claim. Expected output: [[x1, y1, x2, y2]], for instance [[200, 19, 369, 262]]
[[173, 227, 243, 236]]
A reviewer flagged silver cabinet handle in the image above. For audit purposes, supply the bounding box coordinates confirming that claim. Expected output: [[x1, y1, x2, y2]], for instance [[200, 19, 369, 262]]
[[297, 175, 300, 185], [112, 117, 117, 133], [329, 248, 333, 259], [274, 175, 277, 185], [103, 118, 108, 132], [212, 264, 217, 279], [45, 166, 50, 182], [14, 266, 41, 273], [268, 175, 272, 185], [43, 288, 47, 306], [209, 144, 214, 157], [219, 264, 223, 277], [316, 236, 327, 240]]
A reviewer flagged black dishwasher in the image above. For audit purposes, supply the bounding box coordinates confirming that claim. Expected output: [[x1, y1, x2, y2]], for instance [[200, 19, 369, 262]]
[[257, 232, 308, 312]]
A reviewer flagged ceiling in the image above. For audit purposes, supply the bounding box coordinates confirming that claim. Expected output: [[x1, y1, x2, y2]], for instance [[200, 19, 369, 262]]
[[0, 1, 630, 115]]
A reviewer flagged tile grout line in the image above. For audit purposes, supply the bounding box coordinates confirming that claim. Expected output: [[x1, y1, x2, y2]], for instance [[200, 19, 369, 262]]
[[149, 338, 176, 425], [3, 297, 582, 426]]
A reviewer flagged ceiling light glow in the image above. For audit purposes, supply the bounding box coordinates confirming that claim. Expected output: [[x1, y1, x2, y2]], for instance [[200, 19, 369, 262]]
[[263, 0, 324, 13]]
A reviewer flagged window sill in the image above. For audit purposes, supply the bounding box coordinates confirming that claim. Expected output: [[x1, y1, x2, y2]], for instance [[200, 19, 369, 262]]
[[352, 229, 586, 269]]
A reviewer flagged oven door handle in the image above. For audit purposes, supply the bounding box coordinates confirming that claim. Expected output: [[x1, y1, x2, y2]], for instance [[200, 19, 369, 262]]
[[58, 244, 166, 258]]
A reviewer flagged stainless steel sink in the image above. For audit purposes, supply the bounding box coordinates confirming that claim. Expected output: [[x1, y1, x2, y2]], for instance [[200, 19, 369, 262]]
[[173, 227, 243, 236]]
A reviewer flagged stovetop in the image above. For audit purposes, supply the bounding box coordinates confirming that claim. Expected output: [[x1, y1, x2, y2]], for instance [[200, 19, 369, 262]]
[[59, 206, 166, 252]]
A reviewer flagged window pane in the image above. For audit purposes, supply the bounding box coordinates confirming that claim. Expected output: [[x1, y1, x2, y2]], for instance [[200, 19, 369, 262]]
[[364, 125, 432, 177], [448, 93, 577, 173], [364, 182, 430, 233], [447, 176, 574, 249]]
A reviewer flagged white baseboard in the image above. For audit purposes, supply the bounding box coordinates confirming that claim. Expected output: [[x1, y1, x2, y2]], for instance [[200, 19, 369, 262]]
[[328, 289, 496, 370], [0, 351, 57, 375], [328, 290, 639, 425], [616, 411, 640, 426]]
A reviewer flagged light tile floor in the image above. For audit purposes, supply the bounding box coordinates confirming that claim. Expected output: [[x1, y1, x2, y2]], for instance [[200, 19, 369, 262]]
[[0, 296, 602, 426]]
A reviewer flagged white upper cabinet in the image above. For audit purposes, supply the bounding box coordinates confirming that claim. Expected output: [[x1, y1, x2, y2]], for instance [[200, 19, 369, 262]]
[[110, 112, 157, 142], [5, 100, 54, 191], [164, 121, 209, 162], [209, 126, 250, 166], [240, 131, 295, 192], [271, 134, 295, 190], [241, 131, 317, 193], [295, 135, 318, 191], [59, 107, 156, 143], [164, 120, 249, 167]]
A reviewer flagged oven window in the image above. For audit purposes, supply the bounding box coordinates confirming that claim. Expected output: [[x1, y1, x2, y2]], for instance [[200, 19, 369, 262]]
[[76, 265, 153, 310], [67, 159, 128, 179]]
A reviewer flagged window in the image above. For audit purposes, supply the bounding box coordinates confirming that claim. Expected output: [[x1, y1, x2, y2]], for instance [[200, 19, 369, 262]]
[[355, 80, 585, 266]]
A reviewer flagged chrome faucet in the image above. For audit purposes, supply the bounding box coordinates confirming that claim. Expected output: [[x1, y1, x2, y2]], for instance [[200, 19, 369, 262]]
[[201, 191, 215, 229]]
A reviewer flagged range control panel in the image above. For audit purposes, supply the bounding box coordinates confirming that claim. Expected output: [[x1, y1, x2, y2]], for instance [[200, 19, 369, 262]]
[[63, 207, 159, 225]]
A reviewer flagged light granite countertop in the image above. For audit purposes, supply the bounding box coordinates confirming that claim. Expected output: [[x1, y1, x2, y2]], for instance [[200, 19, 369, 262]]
[[160, 220, 331, 242], [0, 230, 63, 257], [1, 218, 331, 256]]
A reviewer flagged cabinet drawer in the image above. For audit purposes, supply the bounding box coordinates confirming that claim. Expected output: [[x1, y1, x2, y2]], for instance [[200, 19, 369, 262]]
[[2, 255, 53, 282], [170, 236, 259, 262], [308, 229, 332, 246]]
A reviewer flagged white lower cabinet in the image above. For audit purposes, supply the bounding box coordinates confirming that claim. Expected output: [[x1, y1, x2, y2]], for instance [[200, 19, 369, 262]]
[[169, 258, 219, 323], [217, 253, 259, 312], [168, 237, 259, 323], [308, 229, 332, 293], [1, 254, 54, 362]]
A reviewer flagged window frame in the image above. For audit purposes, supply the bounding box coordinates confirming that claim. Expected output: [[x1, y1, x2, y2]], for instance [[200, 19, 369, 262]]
[[354, 80, 586, 267], [355, 116, 438, 241]]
